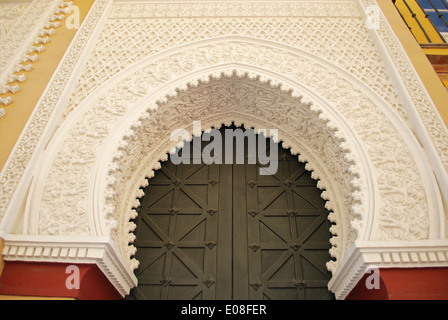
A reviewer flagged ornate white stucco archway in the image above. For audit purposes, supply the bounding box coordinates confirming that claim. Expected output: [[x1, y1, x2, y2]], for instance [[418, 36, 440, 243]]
[[0, 35, 443, 299], [92, 69, 372, 274]]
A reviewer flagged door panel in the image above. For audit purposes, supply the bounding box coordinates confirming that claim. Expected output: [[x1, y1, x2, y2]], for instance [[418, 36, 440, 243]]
[[232, 163, 250, 300], [126, 127, 334, 300], [129, 159, 225, 300], [244, 147, 334, 300]]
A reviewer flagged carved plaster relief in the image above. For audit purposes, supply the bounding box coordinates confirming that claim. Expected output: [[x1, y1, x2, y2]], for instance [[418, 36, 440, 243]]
[[0, 0, 109, 222], [29, 38, 437, 277], [57, 0, 448, 201], [0, 2, 31, 39], [0, 0, 74, 114], [99, 73, 367, 274], [62, 1, 406, 126], [0, 0, 447, 299]]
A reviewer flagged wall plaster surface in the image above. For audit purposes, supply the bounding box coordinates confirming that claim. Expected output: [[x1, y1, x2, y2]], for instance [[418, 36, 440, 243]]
[[1, 0, 448, 299]]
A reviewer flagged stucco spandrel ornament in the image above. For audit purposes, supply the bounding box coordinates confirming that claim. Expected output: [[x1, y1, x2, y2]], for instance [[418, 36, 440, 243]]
[[31, 36, 433, 275], [37, 96, 129, 235], [0, 3, 443, 260], [0, 0, 110, 225], [35, 43, 423, 272], [97, 73, 364, 272], [63, 4, 404, 126]]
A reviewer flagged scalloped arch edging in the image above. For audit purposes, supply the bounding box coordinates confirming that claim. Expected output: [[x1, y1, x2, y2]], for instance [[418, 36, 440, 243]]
[[92, 70, 371, 276], [21, 37, 441, 298]]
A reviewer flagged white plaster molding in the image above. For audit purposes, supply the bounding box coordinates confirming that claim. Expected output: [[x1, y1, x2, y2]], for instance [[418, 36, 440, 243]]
[[0, 0, 446, 300], [0, 2, 31, 21], [0, 1, 444, 232], [0, 0, 74, 107], [17, 36, 442, 294], [0, 0, 111, 231], [328, 239, 448, 300], [110, 0, 360, 19], [63, 1, 408, 124], [88, 65, 373, 275], [1, 234, 137, 297], [357, 0, 448, 221], [0, 107, 7, 119]]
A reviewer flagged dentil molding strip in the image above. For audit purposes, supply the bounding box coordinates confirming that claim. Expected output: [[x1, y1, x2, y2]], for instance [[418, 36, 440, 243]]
[[328, 239, 448, 299], [1, 234, 137, 297]]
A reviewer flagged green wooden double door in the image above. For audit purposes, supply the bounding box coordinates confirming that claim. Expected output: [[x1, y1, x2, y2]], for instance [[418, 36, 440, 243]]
[[127, 127, 334, 300]]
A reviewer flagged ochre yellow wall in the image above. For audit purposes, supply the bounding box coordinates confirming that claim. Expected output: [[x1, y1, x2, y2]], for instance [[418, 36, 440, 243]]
[[0, 0, 94, 300], [378, 0, 448, 127], [0, 0, 95, 171]]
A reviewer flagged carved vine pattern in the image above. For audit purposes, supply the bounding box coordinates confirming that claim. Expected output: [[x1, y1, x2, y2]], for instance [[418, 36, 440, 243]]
[[0, 1, 439, 276], [36, 41, 428, 274]]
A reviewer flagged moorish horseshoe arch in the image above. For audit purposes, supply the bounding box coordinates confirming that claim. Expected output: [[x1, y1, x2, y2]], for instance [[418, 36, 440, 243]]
[[92, 69, 372, 276], [20, 37, 444, 298]]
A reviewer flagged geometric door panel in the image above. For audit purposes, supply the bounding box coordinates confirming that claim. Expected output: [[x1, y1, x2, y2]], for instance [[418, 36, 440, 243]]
[[126, 160, 224, 300], [126, 126, 334, 300], [244, 148, 335, 300]]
